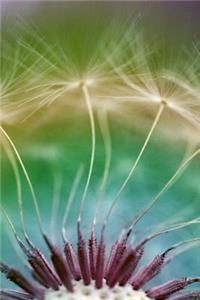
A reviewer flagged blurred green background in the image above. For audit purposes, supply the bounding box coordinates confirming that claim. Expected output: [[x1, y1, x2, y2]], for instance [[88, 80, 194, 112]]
[[1, 1, 200, 290]]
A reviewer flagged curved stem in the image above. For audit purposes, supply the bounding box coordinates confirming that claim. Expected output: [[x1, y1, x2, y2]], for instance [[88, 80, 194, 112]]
[[103, 101, 165, 226], [78, 83, 96, 223], [130, 148, 200, 229], [1, 138, 26, 236], [0, 126, 44, 234], [93, 109, 112, 226]]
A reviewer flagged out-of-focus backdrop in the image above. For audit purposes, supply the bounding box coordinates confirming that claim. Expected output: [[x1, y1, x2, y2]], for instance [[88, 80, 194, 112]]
[[1, 1, 200, 289]]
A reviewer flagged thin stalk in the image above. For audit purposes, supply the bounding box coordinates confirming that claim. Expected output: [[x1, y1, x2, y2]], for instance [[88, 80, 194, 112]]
[[1, 138, 26, 236], [130, 148, 200, 229], [93, 109, 112, 227], [0, 126, 44, 234], [103, 101, 166, 227], [77, 83, 96, 224]]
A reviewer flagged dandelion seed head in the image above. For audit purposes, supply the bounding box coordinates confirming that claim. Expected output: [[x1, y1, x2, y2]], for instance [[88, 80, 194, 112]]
[[44, 280, 150, 300]]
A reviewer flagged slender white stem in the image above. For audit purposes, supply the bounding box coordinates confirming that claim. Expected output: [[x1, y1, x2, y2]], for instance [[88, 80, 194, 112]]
[[131, 148, 200, 228], [78, 83, 96, 223], [103, 101, 165, 225], [62, 165, 84, 229], [50, 170, 62, 243], [140, 217, 200, 245], [0, 207, 29, 265], [167, 237, 200, 262], [1, 138, 26, 235], [0, 126, 44, 234], [98, 110, 112, 196], [167, 237, 200, 256], [0, 206, 17, 237], [93, 109, 112, 226]]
